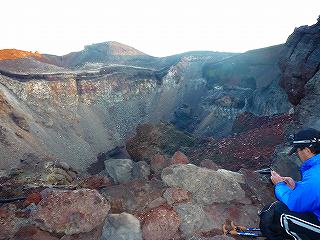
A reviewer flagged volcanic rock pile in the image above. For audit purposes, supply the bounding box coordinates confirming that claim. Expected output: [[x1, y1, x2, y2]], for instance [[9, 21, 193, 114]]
[[0, 155, 275, 240]]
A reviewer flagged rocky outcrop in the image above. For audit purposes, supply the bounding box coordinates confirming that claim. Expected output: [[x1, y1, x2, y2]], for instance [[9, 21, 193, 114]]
[[279, 17, 320, 106]]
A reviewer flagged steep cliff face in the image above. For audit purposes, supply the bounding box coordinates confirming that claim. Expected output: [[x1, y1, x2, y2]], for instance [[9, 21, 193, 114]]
[[278, 17, 320, 131], [279, 17, 320, 106], [191, 45, 292, 137], [267, 17, 320, 179]]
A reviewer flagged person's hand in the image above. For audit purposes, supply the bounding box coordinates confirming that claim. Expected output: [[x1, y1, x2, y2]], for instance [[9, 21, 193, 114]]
[[283, 177, 296, 190], [270, 171, 284, 185], [270, 171, 296, 189]]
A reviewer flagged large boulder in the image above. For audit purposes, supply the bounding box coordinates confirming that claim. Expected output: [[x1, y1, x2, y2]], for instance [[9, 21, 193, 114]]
[[31, 189, 110, 235], [100, 179, 166, 214], [161, 164, 275, 237], [161, 164, 246, 204]]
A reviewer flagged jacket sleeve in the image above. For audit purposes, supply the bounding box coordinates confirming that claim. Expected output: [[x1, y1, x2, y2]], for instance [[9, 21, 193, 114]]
[[275, 181, 317, 212]]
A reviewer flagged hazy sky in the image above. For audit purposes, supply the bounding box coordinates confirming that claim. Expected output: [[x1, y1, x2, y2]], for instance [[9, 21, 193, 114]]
[[1, 0, 319, 57]]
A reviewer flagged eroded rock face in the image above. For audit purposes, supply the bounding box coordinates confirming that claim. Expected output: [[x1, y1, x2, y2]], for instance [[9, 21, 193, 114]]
[[279, 18, 320, 105], [31, 189, 110, 235], [198, 44, 292, 137], [291, 70, 320, 130]]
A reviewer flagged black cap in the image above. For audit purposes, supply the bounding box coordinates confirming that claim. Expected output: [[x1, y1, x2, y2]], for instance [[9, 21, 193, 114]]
[[288, 128, 320, 155]]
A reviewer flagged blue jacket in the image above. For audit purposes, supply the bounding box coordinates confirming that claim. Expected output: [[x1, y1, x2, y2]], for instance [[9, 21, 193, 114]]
[[275, 154, 320, 220]]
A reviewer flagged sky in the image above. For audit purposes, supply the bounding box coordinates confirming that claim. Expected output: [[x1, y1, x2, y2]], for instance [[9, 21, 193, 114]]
[[1, 0, 319, 57]]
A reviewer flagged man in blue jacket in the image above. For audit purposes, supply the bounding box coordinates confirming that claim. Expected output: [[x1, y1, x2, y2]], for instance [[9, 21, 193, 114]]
[[259, 128, 320, 240]]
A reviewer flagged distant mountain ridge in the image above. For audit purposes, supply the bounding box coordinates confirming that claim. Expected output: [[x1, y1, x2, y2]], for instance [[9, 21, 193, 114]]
[[0, 49, 42, 60]]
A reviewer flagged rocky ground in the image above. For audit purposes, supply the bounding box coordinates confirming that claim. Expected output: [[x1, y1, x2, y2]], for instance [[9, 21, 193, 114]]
[[0, 153, 275, 240], [125, 113, 293, 173], [1, 115, 295, 239]]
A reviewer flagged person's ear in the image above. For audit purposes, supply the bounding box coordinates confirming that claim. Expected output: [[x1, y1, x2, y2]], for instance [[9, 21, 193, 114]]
[[305, 147, 315, 155]]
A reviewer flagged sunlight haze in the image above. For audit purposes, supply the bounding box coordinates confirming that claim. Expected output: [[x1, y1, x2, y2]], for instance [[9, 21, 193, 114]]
[[1, 0, 319, 56]]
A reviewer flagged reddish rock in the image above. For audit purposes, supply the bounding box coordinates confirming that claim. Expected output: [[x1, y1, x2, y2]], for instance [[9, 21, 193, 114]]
[[0, 208, 23, 240], [0, 208, 9, 218], [100, 179, 166, 215], [170, 151, 189, 165], [150, 154, 168, 173], [163, 187, 190, 205], [14, 225, 60, 240], [141, 206, 180, 240], [31, 189, 110, 235], [15, 210, 30, 218], [23, 191, 42, 207], [199, 160, 219, 170], [79, 175, 112, 189]]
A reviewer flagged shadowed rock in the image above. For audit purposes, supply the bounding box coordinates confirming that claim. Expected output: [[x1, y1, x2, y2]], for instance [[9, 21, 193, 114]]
[[102, 212, 142, 240], [104, 159, 133, 184]]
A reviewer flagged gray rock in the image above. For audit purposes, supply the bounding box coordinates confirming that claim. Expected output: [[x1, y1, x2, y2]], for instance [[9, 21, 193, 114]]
[[101, 212, 142, 240], [132, 161, 150, 180], [271, 145, 302, 181], [174, 203, 206, 236], [161, 164, 246, 204], [105, 159, 133, 184]]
